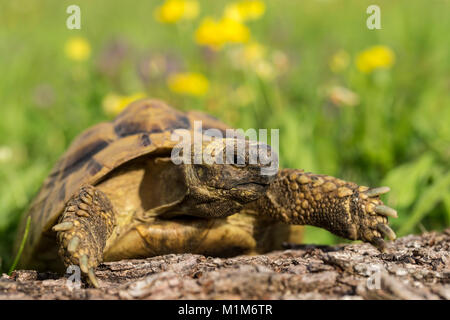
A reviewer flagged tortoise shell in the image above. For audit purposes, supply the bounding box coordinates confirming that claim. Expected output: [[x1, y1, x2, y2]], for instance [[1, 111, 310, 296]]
[[16, 99, 230, 267]]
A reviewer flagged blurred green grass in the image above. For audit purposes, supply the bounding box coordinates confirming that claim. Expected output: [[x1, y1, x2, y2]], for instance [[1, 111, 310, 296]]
[[0, 0, 449, 272]]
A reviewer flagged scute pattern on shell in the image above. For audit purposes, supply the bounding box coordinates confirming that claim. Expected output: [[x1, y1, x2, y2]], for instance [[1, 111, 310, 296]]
[[16, 99, 230, 266]]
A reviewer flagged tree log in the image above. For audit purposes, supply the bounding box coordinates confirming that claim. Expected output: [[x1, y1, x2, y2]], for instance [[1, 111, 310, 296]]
[[1, 229, 449, 300]]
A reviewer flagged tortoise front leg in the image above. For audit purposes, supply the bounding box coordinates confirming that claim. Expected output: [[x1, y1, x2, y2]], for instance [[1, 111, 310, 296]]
[[52, 185, 116, 287], [253, 169, 397, 250]]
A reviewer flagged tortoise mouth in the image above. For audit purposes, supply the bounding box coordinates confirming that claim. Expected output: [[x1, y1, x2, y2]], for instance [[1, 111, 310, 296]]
[[235, 181, 270, 189], [233, 181, 269, 198], [209, 179, 271, 191]]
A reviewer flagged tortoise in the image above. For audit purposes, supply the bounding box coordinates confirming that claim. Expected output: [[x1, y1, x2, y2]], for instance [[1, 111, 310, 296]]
[[14, 98, 397, 287]]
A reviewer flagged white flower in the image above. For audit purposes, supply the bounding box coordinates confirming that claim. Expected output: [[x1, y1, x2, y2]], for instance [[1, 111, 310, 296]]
[[0, 146, 13, 163]]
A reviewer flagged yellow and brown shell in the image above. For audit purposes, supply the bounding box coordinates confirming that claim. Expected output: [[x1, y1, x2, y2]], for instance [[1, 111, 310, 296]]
[[15, 99, 229, 267]]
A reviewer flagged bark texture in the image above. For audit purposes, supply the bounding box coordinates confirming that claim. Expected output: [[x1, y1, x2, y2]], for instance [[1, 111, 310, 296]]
[[1, 229, 449, 300]]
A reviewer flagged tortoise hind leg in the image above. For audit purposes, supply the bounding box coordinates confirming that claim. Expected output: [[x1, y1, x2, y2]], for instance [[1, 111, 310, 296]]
[[52, 185, 116, 287]]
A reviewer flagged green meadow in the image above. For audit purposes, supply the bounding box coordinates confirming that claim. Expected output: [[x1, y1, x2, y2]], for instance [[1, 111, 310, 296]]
[[0, 0, 449, 272]]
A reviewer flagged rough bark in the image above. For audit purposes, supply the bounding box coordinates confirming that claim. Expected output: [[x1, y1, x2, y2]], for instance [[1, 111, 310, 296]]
[[1, 229, 449, 300]]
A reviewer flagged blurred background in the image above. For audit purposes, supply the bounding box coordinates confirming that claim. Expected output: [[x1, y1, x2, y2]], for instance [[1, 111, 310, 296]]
[[0, 0, 449, 272]]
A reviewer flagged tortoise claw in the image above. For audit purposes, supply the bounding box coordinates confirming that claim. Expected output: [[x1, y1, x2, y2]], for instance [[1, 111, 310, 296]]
[[88, 268, 100, 288], [77, 255, 101, 287], [365, 186, 390, 197], [375, 205, 398, 218], [79, 255, 89, 274], [52, 222, 74, 231], [377, 224, 396, 240], [67, 236, 80, 254], [371, 236, 388, 252]]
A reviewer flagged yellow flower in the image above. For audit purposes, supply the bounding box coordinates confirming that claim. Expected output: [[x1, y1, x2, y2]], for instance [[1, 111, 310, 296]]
[[356, 45, 395, 73], [224, 0, 266, 22], [154, 0, 199, 24], [329, 50, 350, 73], [195, 17, 250, 50], [195, 18, 225, 49], [65, 36, 91, 61], [168, 72, 209, 96], [102, 92, 146, 116], [220, 17, 251, 44]]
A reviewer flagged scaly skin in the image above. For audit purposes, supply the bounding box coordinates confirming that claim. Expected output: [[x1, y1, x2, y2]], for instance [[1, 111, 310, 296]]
[[52, 167, 396, 288], [53, 185, 116, 287], [252, 169, 397, 249]]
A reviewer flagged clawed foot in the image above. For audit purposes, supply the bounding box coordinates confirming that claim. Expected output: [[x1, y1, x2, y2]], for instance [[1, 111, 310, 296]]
[[351, 186, 397, 251], [254, 170, 398, 252], [52, 185, 115, 288], [53, 218, 101, 287]]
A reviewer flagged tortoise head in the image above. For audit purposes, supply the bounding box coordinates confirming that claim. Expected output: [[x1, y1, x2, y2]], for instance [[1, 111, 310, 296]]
[[170, 137, 278, 218]]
